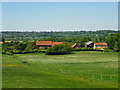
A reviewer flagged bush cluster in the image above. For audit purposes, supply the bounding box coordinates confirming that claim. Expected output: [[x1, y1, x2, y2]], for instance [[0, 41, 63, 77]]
[[46, 43, 73, 55], [103, 48, 114, 52], [2, 41, 40, 55], [73, 48, 103, 52], [73, 47, 115, 52]]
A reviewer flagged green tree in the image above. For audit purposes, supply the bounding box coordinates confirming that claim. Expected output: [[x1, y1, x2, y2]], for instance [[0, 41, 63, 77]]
[[23, 44, 34, 53], [18, 42, 27, 51], [46, 43, 73, 55], [106, 33, 119, 50], [2, 38, 5, 42]]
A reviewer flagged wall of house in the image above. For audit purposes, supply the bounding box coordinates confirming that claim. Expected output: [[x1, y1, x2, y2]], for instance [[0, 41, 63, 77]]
[[37, 45, 51, 49], [94, 45, 107, 49], [94, 44, 95, 49]]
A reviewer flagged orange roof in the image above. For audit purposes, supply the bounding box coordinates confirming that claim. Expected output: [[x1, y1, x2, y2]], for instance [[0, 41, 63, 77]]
[[71, 43, 77, 48], [95, 42, 107, 45], [0, 42, 3, 44], [36, 41, 52, 46], [52, 42, 63, 46]]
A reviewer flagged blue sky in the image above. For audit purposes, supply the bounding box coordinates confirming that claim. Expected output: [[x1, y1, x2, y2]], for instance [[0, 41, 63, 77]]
[[2, 2, 118, 31]]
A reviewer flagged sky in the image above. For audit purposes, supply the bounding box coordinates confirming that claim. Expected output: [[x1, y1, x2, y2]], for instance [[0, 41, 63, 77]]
[[2, 2, 118, 31]]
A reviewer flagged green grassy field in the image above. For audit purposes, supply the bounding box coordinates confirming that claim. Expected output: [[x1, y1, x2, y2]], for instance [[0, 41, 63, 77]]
[[2, 51, 118, 88]]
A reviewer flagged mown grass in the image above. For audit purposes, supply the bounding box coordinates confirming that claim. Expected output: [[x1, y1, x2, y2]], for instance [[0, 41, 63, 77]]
[[2, 51, 118, 88]]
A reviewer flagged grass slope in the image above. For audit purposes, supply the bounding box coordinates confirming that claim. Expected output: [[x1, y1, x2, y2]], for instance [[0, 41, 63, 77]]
[[2, 51, 118, 88]]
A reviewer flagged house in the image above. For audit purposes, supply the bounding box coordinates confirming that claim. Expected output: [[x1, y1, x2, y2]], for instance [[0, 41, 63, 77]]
[[94, 42, 107, 49], [36, 41, 52, 49], [52, 42, 63, 47], [71, 43, 79, 48], [85, 41, 94, 48]]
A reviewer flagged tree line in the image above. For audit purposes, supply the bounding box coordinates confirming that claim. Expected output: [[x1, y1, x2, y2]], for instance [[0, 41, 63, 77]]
[[1, 31, 120, 55], [2, 30, 117, 41]]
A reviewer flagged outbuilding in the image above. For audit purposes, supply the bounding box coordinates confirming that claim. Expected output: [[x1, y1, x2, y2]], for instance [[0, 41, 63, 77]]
[[71, 43, 79, 49], [94, 42, 107, 49], [85, 41, 94, 48]]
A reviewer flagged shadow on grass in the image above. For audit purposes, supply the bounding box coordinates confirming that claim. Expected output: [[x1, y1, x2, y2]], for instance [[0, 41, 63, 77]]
[[3, 51, 76, 56], [46, 52, 76, 56]]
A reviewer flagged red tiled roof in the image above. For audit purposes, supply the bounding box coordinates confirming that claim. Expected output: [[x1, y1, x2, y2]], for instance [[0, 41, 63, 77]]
[[95, 42, 107, 45], [36, 41, 52, 46], [0, 42, 3, 44], [52, 42, 63, 46], [71, 43, 77, 48]]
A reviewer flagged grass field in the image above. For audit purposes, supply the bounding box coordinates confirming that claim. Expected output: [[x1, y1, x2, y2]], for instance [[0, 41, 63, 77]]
[[2, 51, 118, 88]]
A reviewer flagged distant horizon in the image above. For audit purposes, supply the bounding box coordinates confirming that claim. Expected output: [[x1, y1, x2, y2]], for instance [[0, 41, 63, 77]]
[[1, 29, 118, 32]]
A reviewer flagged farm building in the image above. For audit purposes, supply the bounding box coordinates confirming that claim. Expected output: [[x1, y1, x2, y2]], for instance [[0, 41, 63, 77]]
[[52, 42, 63, 47], [85, 41, 94, 48], [94, 42, 107, 49], [36, 41, 52, 49], [71, 43, 79, 48]]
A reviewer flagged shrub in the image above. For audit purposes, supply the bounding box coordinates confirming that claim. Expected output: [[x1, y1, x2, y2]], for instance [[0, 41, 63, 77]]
[[2, 50, 6, 54], [45, 46, 47, 49], [2, 41, 40, 54], [23, 44, 34, 53], [6, 51, 13, 55], [2, 45, 14, 54], [18, 42, 27, 51], [73, 47, 103, 52], [39, 46, 43, 50], [104, 48, 113, 52], [33, 49, 39, 52], [94, 48, 104, 52], [13, 50, 22, 54], [46, 43, 73, 55]]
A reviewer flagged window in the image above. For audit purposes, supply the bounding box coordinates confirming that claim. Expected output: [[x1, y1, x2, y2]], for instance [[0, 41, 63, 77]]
[[96, 45, 99, 47]]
